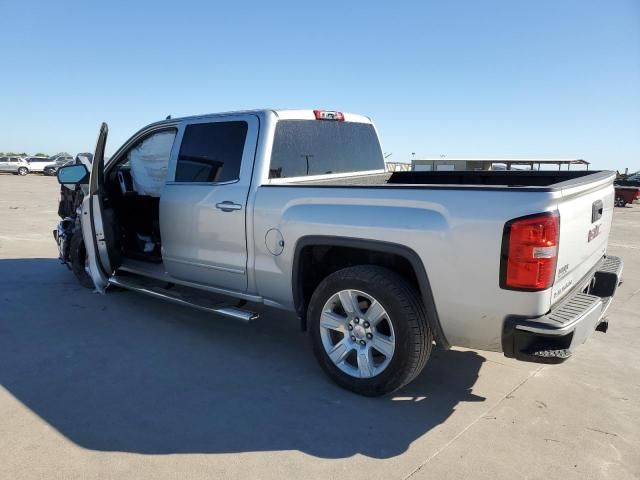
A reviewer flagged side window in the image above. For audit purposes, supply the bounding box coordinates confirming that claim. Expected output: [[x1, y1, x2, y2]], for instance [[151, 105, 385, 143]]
[[175, 121, 248, 183], [125, 129, 177, 197]]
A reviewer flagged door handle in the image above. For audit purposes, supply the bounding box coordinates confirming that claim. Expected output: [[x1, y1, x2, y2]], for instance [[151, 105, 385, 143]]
[[216, 201, 242, 212]]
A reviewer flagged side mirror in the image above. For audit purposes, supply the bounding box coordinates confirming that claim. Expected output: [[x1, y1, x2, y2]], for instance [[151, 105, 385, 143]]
[[57, 164, 89, 185]]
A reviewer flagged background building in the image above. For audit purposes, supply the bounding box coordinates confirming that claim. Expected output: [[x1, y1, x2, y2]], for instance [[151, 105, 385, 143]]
[[411, 158, 590, 171]]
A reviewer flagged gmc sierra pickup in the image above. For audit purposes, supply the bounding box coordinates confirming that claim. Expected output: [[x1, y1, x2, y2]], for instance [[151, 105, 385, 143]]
[[54, 109, 623, 396]]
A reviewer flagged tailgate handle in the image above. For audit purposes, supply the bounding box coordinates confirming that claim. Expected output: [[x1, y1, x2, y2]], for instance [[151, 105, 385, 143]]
[[592, 200, 603, 223]]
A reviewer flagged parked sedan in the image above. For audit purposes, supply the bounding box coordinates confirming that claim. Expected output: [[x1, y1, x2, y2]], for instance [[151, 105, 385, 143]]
[[44, 160, 74, 176], [52, 155, 74, 166], [0, 156, 30, 175]]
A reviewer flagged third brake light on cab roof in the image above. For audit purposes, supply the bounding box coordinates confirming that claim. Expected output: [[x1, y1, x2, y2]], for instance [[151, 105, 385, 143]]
[[313, 110, 344, 121]]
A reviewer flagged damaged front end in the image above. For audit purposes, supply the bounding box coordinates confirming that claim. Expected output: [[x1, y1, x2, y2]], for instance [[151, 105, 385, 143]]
[[53, 183, 85, 266], [53, 217, 76, 265]]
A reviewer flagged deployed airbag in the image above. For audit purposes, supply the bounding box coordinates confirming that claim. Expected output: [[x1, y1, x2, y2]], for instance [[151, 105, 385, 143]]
[[128, 131, 176, 196]]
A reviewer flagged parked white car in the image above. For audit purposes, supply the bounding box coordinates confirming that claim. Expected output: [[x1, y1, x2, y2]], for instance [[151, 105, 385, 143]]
[[0, 156, 30, 175], [25, 156, 54, 173]]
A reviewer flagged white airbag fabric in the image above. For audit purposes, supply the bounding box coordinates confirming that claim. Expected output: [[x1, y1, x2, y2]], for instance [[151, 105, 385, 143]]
[[128, 131, 176, 197]]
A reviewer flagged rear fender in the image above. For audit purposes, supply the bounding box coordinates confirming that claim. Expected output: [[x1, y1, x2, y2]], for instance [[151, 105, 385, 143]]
[[292, 235, 450, 348]]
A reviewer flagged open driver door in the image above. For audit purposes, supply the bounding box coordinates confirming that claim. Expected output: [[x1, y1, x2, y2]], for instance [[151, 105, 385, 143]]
[[80, 122, 119, 292], [58, 123, 119, 293]]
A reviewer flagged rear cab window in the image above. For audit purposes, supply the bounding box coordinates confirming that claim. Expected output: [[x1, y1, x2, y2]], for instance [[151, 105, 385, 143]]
[[268, 120, 384, 179]]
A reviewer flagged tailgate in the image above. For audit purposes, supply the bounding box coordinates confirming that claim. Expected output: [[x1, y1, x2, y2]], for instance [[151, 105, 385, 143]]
[[551, 174, 615, 305]]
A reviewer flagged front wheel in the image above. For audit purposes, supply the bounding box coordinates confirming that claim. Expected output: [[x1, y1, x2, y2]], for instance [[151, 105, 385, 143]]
[[69, 230, 94, 289], [17, 167, 28, 176], [308, 265, 432, 396]]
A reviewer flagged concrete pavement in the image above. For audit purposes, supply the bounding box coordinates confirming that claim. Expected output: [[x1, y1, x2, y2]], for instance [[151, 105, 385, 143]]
[[0, 174, 638, 479]]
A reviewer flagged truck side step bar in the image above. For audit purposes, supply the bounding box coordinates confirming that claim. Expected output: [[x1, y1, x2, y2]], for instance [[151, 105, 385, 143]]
[[108, 275, 259, 322]]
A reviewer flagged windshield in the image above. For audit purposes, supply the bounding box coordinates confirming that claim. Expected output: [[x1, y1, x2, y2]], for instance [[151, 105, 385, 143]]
[[269, 120, 384, 179]]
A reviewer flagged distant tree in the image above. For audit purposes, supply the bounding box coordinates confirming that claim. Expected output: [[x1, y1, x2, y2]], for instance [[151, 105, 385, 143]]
[[34, 152, 48, 157], [2, 151, 30, 156]]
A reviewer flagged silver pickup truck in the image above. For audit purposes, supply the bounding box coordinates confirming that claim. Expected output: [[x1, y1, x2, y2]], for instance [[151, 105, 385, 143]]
[[54, 109, 623, 396]]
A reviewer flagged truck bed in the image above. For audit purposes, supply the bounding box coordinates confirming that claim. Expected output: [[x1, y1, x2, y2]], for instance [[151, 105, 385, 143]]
[[288, 170, 611, 191]]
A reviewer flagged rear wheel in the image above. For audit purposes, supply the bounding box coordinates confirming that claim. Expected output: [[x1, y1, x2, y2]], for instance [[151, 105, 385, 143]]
[[615, 196, 626, 207], [308, 265, 432, 396], [17, 167, 28, 176]]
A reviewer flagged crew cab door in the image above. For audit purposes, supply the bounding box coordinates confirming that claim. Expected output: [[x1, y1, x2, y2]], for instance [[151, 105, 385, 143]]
[[81, 122, 117, 292], [160, 115, 259, 292]]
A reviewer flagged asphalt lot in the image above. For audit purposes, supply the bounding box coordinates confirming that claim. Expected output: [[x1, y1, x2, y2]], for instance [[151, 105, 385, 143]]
[[0, 173, 638, 479]]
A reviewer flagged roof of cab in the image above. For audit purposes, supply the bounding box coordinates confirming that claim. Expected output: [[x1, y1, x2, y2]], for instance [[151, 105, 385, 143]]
[[149, 109, 372, 128]]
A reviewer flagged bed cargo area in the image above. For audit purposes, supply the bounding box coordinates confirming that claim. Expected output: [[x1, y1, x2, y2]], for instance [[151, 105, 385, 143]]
[[289, 170, 607, 189], [386, 170, 600, 187]]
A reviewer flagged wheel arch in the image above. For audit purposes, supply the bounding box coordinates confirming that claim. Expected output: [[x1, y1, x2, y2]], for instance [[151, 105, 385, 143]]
[[292, 235, 449, 348]]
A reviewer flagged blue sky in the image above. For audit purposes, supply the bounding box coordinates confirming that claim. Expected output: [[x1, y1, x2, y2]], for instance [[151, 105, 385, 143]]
[[1, 0, 639, 170]]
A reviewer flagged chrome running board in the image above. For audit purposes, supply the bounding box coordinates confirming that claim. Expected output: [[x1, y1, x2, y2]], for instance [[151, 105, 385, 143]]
[[109, 275, 258, 322]]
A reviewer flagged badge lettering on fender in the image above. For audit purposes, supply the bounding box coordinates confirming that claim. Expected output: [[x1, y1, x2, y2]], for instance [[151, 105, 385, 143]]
[[588, 224, 601, 242], [557, 263, 569, 278]]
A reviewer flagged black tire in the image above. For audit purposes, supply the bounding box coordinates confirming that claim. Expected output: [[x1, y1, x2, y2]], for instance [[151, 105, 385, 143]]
[[69, 230, 94, 289], [615, 197, 626, 208], [18, 167, 28, 176], [308, 265, 432, 396]]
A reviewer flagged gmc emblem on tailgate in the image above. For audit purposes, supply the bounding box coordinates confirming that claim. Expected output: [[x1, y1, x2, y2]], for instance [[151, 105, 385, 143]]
[[588, 224, 601, 242]]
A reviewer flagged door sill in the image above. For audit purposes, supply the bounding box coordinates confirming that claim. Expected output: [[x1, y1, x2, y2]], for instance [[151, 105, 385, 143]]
[[116, 258, 263, 303]]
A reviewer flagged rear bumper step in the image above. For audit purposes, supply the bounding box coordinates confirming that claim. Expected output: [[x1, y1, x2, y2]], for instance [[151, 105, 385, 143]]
[[503, 255, 623, 363], [521, 348, 572, 364]]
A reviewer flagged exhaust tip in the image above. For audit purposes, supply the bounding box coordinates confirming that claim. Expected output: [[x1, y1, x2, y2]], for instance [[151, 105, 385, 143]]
[[595, 320, 609, 333]]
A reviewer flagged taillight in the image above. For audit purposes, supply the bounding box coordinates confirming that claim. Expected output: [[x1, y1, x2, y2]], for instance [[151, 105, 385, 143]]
[[500, 212, 560, 291], [313, 110, 344, 121]]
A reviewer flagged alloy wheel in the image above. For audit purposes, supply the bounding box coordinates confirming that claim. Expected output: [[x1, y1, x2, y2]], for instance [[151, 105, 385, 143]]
[[319, 289, 396, 379]]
